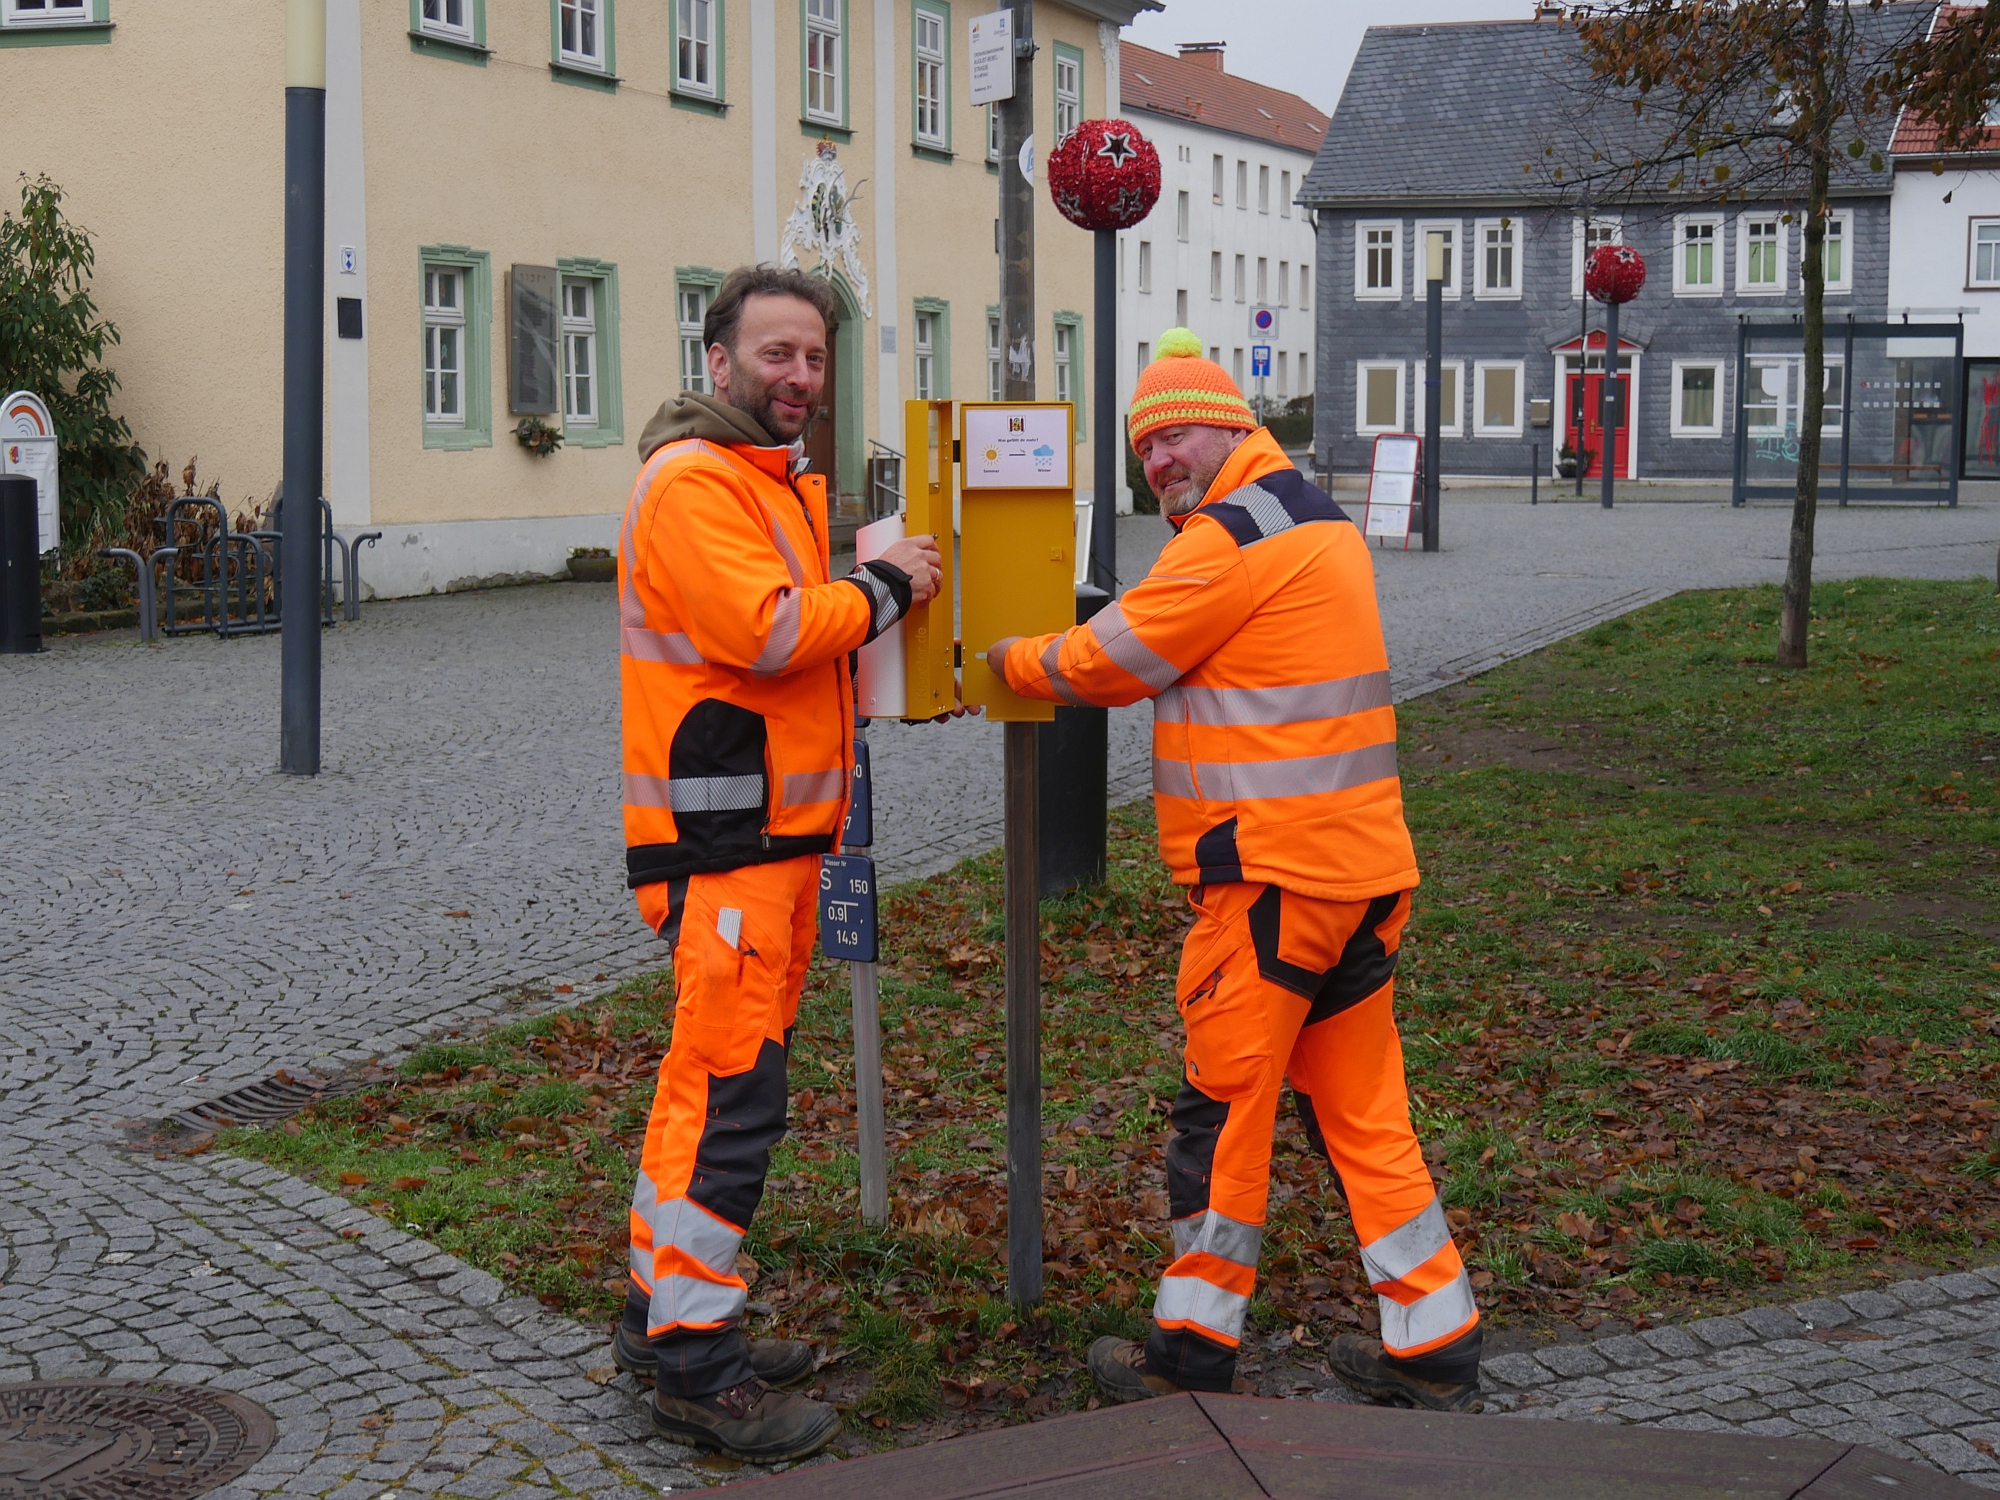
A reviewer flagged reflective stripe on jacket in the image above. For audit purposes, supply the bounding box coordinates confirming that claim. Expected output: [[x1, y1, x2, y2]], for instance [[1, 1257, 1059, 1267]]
[[1000, 427, 1418, 902], [620, 419, 868, 892]]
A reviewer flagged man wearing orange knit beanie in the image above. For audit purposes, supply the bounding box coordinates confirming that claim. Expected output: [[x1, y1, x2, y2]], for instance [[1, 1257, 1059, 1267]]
[[985, 331, 1484, 1412]]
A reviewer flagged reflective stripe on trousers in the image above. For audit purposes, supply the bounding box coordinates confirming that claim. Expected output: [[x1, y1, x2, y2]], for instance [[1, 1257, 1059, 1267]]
[[628, 1186, 748, 1332], [1378, 1270, 1479, 1355], [1153, 739, 1399, 801], [1156, 1207, 1262, 1345], [1360, 1195, 1477, 1356]]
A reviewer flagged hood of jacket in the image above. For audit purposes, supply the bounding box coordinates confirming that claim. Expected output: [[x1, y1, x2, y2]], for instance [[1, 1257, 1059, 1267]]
[[638, 391, 780, 461]]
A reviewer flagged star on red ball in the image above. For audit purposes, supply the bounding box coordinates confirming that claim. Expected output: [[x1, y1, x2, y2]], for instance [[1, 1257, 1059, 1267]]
[[1048, 118, 1162, 232]]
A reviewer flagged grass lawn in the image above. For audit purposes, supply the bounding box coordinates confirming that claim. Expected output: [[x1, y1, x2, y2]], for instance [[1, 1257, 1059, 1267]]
[[224, 575, 2000, 1446]]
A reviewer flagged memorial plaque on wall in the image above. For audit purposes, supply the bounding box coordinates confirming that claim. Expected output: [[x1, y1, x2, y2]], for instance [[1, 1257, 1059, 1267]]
[[510, 264, 559, 414]]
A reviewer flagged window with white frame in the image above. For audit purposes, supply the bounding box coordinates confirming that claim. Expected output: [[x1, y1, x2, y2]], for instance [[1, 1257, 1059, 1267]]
[[418, 0, 472, 40], [559, 0, 603, 68], [1476, 219, 1517, 298], [561, 277, 598, 427], [1234, 254, 1247, 303], [913, 6, 945, 145], [1300, 264, 1310, 310], [805, 0, 842, 125], [1236, 160, 1248, 210], [1178, 144, 1191, 163], [1356, 221, 1400, 299], [913, 309, 937, 400], [1, 0, 90, 26], [1815, 209, 1853, 294], [1474, 361, 1523, 435], [1280, 170, 1292, 218], [1176, 191, 1189, 242], [1413, 220, 1461, 297], [677, 0, 717, 93], [1209, 345, 1221, 363], [1356, 361, 1403, 434], [1258, 164, 1270, 214], [424, 267, 466, 426], [1137, 241, 1152, 294], [1211, 154, 1224, 204], [1414, 359, 1465, 436], [678, 284, 711, 394], [1277, 353, 1289, 397], [1298, 350, 1311, 394], [1740, 215, 1785, 292], [1279, 261, 1290, 306], [1571, 216, 1621, 298], [1670, 360, 1724, 437], [1256, 257, 1268, 302], [1971, 219, 2000, 288], [1674, 214, 1721, 294], [1054, 50, 1080, 143], [1210, 252, 1222, 300], [987, 314, 1002, 400], [1054, 322, 1073, 403]]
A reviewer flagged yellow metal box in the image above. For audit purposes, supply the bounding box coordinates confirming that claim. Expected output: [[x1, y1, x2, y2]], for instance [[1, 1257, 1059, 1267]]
[[899, 400, 958, 721]]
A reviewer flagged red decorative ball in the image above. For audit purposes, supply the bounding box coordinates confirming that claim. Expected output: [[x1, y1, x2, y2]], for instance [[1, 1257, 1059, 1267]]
[[1584, 243, 1647, 305], [1048, 118, 1162, 232]]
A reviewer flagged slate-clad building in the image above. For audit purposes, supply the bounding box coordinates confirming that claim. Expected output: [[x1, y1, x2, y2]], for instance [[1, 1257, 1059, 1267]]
[[1299, 9, 1925, 483]]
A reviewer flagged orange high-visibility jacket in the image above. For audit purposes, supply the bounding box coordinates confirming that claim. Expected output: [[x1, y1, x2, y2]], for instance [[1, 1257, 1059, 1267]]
[[620, 395, 887, 897], [1001, 427, 1418, 902]]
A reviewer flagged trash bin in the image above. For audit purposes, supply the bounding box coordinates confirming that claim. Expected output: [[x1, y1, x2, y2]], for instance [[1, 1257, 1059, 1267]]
[[1037, 582, 1111, 896], [0, 473, 44, 655]]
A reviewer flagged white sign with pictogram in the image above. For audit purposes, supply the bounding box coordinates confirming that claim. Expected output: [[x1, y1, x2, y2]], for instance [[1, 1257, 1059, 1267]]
[[0, 391, 59, 554]]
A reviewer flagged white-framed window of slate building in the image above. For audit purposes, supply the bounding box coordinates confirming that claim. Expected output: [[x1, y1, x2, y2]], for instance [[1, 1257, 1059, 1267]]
[[1674, 214, 1721, 295], [1476, 219, 1518, 299], [1355, 361, 1403, 434], [1670, 360, 1724, 438], [1474, 361, 1523, 436], [1356, 220, 1399, 299], [1740, 215, 1786, 293]]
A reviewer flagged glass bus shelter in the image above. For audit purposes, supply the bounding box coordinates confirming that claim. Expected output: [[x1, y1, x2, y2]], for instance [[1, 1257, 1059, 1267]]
[[1732, 316, 1962, 507]]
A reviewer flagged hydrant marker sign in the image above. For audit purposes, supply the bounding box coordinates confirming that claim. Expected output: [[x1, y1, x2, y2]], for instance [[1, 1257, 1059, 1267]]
[[963, 405, 1071, 490], [818, 854, 879, 963]]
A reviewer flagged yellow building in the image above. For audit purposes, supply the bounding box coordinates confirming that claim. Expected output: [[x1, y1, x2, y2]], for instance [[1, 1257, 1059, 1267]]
[[0, 0, 1154, 595]]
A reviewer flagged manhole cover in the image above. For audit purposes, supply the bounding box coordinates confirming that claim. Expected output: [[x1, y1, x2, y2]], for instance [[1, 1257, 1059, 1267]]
[[0, 1381, 276, 1500]]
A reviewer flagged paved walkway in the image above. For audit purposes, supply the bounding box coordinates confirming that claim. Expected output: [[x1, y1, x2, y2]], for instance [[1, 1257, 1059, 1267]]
[[2, 495, 1997, 1497]]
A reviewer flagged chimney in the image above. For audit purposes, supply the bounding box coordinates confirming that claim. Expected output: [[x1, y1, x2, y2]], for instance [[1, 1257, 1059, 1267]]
[[1534, 4, 1563, 18], [1177, 41, 1226, 72]]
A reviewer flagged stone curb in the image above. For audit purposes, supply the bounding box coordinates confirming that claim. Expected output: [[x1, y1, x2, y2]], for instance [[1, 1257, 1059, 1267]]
[[1481, 1264, 2000, 1394]]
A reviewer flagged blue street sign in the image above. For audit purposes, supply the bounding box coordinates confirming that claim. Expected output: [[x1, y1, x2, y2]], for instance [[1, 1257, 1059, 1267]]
[[1251, 345, 1272, 378], [842, 739, 872, 848], [818, 854, 878, 962]]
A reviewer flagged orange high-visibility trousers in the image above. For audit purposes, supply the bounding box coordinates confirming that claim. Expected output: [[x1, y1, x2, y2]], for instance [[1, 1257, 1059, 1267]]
[[627, 853, 820, 1396], [1145, 882, 1479, 1391]]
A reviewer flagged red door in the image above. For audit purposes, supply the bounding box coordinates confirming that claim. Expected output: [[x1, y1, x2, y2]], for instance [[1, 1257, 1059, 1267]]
[[1568, 372, 1631, 478]]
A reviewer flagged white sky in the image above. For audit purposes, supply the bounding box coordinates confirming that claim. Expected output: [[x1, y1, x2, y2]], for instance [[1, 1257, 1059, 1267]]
[[1125, 0, 1530, 115]]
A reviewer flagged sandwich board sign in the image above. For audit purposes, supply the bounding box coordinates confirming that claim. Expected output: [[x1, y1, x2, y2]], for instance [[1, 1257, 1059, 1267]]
[[0, 391, 58, 554], [1363, 432, 1419, 545]]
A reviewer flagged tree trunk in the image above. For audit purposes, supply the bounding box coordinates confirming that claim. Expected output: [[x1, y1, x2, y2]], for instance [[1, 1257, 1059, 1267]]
[[1779, 2, 1833, 670]]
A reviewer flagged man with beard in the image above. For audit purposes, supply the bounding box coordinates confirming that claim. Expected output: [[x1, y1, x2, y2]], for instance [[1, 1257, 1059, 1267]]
[[611, 265, 941, 1461], [985, 330, 1484, 1412]]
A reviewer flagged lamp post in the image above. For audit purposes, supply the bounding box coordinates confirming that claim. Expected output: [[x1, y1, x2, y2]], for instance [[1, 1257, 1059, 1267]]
[[1583, 243, 1647, 514], [281, 0, 326, 775], [1422, 230, 1444, 553]]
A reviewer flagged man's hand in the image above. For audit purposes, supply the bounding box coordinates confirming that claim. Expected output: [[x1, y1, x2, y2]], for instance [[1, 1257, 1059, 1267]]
[[985, 637, 1022, 681], [877, 534, 942, 605]]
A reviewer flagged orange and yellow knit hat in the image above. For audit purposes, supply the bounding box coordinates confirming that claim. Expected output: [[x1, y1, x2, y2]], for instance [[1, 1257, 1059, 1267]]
[[1127, 328, 1256, 449]]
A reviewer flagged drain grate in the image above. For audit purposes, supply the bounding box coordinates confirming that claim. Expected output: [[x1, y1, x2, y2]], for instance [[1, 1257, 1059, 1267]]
[[0, 1380, 277, 1500], [170, 1068, 370, 1133]]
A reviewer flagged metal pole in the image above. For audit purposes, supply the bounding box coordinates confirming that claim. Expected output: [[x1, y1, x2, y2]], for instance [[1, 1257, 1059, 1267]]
[[1531, 442, 1538, 506], [851, 959, 888, 1225], [281, 0, 326, 776], [1575, 270, 1588, 499], [1601, 297, 1619, 510], [1423, 269, 1441, 553], [1091, 227, 1116, 595], [998, 0, 1042, 1310], [1839, 314, 1854, 509]]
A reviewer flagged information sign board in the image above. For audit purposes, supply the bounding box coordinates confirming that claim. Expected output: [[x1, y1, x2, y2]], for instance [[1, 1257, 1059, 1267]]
[[1364, 432, 1420, 541], [968, 10, 1013, 106], [818, 854, 879, 963], [842, 739, 873, 848], [0, 391, 58, 555], [962, 404, 1071, 489]]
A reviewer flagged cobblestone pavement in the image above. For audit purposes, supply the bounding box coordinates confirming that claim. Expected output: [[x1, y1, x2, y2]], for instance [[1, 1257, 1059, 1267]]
[[3, 495, 1997, 1495]]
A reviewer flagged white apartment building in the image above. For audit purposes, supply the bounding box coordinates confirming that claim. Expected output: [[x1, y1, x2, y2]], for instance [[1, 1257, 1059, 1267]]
[[1113, 41, 1326, 509]]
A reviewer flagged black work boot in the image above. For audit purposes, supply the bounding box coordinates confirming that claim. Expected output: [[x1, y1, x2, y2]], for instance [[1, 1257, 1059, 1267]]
[[1328, 1328, 1485, 1413], [651, 1378, 841, 1463], [613, 1289, 814, 1387], [1087, 1337, 1185, 1402]]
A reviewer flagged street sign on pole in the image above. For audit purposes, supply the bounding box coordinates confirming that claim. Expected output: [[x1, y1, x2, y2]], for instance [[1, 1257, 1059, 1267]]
[[1250, 305, 1279, 339], [1250, 345, 1271, 379], [968, 9, 1013, 106]]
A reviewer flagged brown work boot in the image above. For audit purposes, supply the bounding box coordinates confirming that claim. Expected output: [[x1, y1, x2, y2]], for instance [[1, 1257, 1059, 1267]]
[[1327, 1331, 1485, 1414], [1088, 1337, 1185, 1402], [613, 1322, 814, 1388], [651, 1378, 841, 1463]]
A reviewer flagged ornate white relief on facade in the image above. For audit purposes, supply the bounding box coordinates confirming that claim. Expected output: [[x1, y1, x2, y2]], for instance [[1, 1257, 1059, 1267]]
[[780, 141, 872, 316]]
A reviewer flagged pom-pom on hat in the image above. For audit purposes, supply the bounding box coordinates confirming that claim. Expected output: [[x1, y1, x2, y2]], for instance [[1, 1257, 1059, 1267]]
[[1128, 328, 1256, 449]]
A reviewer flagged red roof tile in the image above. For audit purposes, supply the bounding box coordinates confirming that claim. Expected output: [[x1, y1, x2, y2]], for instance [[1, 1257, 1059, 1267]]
[[1890, 4, 2000, 157], [1120, 42, 1328, 154]]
